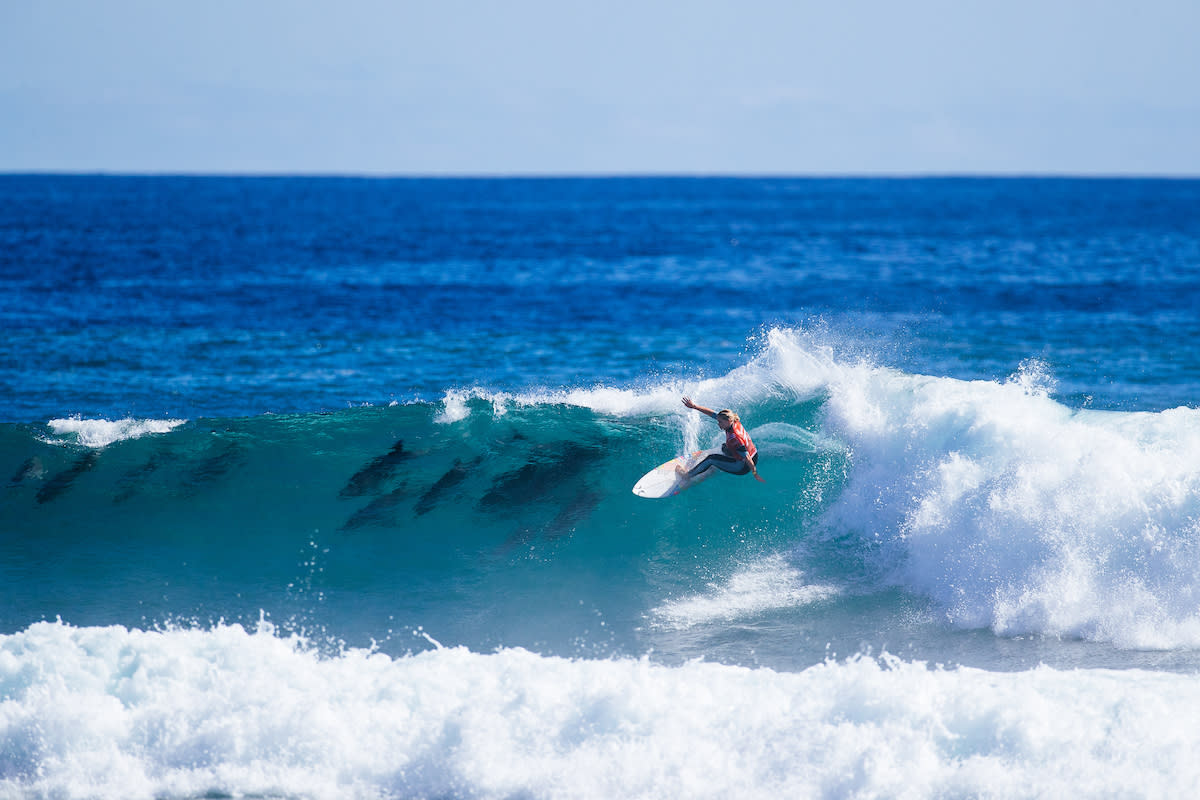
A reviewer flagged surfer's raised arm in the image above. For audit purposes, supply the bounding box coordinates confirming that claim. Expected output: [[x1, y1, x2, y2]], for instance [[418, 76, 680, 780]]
[[681, 396, 717, 418]]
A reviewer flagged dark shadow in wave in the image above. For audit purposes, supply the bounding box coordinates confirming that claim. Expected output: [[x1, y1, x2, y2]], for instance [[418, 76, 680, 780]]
[[179, 439, 245, 497], [339, 483, 409, 532], [478, 442, 602, 512], [8, 456, 45, 487], [339, 440, 409, 498], [415, 456, 483, 516], [36, 451, 99, 504]]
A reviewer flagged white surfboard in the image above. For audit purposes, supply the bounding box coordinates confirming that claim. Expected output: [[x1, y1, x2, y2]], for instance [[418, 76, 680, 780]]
[[632, 446, 724, 498]]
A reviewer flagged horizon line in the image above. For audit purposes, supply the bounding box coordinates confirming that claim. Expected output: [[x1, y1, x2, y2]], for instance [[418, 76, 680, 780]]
[[3, 169, 1199, 181]]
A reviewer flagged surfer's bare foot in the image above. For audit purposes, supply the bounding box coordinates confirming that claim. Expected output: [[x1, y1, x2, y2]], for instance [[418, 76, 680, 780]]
[[674, 464, 691, 484]]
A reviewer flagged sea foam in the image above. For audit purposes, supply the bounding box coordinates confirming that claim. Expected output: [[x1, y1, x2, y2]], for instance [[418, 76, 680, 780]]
[[45, 417, 187, 449], [1, 620, 1195, 800], [778, 329, 1200, 649], [648, 553, 840, 629]]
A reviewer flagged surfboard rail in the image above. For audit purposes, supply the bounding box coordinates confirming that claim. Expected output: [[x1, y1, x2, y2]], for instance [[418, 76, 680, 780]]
[[632, 446, 725, 498]]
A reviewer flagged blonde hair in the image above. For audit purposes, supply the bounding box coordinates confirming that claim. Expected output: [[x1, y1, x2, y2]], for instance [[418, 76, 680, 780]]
[[716, 409, 739, 424]]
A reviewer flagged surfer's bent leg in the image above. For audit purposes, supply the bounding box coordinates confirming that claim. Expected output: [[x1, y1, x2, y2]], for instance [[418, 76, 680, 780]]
[[687, 452, 757, 478]]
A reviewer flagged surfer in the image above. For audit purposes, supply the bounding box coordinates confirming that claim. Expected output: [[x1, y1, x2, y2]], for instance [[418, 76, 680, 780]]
[[680, 397, 764, 483]]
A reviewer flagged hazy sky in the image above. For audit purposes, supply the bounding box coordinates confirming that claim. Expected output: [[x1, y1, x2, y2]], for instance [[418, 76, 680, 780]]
[[3, 0, 1198, 175]]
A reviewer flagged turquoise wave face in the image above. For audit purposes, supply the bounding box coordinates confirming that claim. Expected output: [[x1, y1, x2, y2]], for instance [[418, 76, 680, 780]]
[[0, 397, 846, 658]]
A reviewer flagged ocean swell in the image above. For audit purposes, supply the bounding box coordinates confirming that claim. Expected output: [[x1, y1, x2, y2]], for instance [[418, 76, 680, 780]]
[[5, 329, 1200, 652]]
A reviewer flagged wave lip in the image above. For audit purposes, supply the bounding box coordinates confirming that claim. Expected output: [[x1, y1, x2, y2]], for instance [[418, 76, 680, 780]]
[[2, 620, 1198, 800], [45, 417, 187, 448]]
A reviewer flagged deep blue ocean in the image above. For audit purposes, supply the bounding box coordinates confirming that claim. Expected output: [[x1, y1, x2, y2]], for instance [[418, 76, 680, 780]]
[[3, 175, 1200, 798]]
